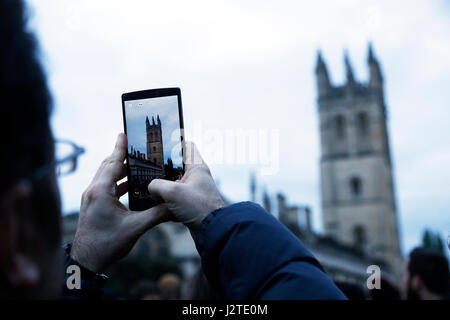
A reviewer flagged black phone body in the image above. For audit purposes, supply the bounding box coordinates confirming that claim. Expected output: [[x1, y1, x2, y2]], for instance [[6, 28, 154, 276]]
[[121, 88, 185, 211]]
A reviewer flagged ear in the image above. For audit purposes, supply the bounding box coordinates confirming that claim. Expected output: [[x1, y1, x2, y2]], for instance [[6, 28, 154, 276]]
[[0, 181, 40, 289]]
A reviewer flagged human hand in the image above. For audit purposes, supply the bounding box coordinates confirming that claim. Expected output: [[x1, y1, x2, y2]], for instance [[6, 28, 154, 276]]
[[70, 133, 170, 273], [147, 142, 224, 236]]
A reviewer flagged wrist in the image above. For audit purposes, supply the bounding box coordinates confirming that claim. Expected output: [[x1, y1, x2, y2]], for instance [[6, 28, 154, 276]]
[[63, 243, 108, 288], [70, 239, 104, 273], [189, 199, 225, 236]]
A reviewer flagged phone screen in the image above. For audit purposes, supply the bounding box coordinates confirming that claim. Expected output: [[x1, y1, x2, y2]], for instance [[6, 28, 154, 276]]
[[122, 89, 184, 210]]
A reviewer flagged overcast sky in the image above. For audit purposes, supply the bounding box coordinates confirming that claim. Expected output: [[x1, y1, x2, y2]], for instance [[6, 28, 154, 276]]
[[26, 0, 450, 256]]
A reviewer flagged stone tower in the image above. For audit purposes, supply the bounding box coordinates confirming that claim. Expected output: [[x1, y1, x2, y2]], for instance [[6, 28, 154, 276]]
[[146, 115, 164, 170], [316, 44, 402, 276]]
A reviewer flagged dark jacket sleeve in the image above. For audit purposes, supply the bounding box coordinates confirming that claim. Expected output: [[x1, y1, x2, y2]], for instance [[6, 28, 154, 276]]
[[194, 201, 347, 300]]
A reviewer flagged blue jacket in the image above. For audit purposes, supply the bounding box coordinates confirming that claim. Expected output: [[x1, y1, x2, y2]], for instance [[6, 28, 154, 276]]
[[195, 201, 347, 300]]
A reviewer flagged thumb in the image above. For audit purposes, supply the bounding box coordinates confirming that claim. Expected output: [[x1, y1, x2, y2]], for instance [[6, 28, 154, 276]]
[[148, 178, 182, 202], [126, 204, 171, 236]]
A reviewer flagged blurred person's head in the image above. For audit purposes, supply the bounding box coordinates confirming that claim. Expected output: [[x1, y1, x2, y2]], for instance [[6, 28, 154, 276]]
[[369, 277, 401, 300], [334, 281, 366, 300], [0, 0, 62, 298], [180, 267, 222, 300], [157, 273, 180, 300], [403, 247, 450, 300], [130, 280, 161, 300]]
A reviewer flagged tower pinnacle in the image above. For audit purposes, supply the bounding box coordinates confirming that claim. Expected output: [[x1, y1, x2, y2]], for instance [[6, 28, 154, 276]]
[[367, 42, 383, 91], [344, 50, 355, 85], [315, 50, 331, 99]]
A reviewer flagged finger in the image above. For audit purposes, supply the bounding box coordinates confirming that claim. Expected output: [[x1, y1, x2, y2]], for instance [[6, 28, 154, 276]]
[[99, 134, 128, 185], [108, 162, 127, 184], [118, 163, 127, 181], [111, 133, 127, 162], [89, 134, 127, 185], [116, 181, 128, 198], [183, 142, 205, 172], [126, 203, 171, 235], [147, 178, 182, 202]]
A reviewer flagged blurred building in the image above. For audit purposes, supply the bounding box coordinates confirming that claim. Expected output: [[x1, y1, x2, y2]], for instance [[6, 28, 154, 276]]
[[249, 173, 384, 287], [277, 193, 312, 233], [315, 43, 402, 279]]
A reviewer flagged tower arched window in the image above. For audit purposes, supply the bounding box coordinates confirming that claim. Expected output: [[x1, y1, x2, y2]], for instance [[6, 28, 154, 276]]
[[153, 146, 156, 152], [357, 112, 369, 136], [353, 225, 367, 251], [350, 177, 362, 197], [334, 115, 346, 139]]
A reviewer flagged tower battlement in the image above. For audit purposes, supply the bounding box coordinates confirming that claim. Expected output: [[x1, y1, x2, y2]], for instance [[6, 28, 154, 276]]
[[316, 43, 384, 105]]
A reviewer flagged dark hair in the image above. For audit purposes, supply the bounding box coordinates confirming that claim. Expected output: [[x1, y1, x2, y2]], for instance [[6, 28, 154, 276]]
[[369, 277, 401, 300], [0, 0, 53, 194], [0, 0, 59, 247], [334, 281, 366, 300], [130, 280, 161, 300], [408, 247, 450, 295], [181, 268, 223, 300]]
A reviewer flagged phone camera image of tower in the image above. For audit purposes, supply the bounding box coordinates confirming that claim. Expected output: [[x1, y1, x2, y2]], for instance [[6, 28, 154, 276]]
[[316, 43, 402, 279], [146, 115, 164, 174]]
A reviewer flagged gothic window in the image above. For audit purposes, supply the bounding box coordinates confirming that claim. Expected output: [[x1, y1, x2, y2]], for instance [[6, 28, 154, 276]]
[[153, 146, 156, 152], [357, 112, 369, 136], [353, 225, 367, 250], [334, 115, 346, 139], [350, 177, 362, 197]]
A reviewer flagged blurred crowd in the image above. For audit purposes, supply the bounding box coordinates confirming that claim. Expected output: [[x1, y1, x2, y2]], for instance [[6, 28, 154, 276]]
[[121, 246, 449, 300]]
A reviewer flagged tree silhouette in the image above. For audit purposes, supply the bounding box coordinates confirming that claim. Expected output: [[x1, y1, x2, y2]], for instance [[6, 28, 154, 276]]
[[421, 229, 445, 255], [164, 157, 182, 181]]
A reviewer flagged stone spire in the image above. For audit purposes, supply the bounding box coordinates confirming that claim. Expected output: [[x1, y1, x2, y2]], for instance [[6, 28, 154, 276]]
[[367, 42, 383, 91], [315, 50, 331, 99]]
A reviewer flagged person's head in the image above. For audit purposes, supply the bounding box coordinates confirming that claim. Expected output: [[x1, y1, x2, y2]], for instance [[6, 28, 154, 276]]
[[403, 247, 450, 300], [369, 277, 401, 300], [334, 281, 366, 300], [0, 0, 62, 298], [130, 280, 161, 300], [180, 267, 222, 300], [157, 273, 181, 300]]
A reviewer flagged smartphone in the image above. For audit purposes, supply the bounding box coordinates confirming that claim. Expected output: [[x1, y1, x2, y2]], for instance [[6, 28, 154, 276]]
[[121, 88, 185, 211]]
